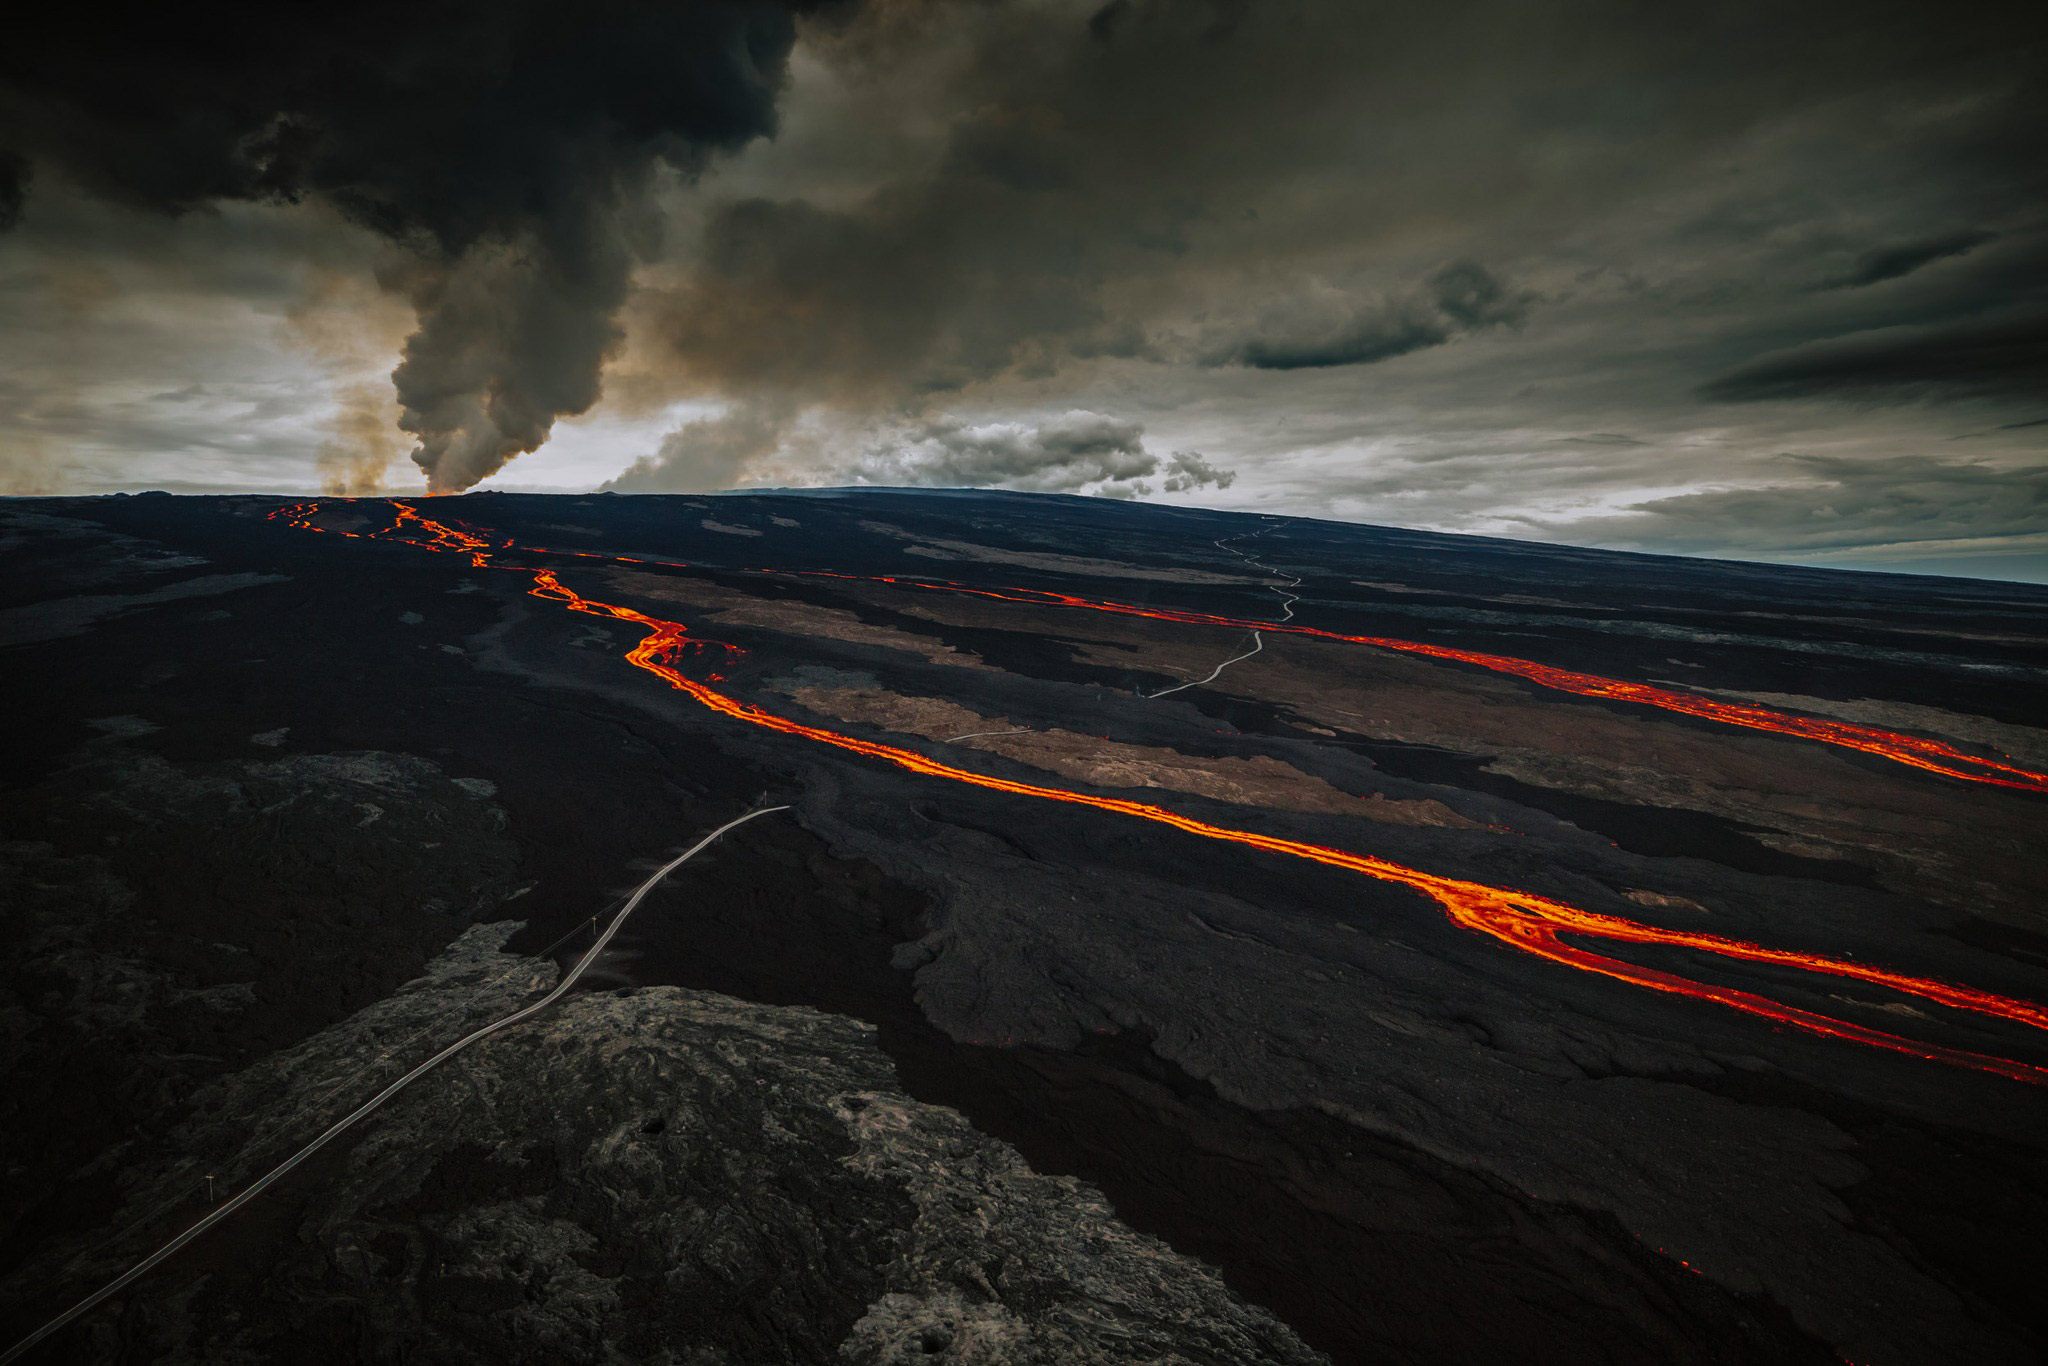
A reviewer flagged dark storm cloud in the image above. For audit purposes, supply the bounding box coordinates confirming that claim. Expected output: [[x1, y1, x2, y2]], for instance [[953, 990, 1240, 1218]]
[[0, 0, 834, 489], [645, 0, 1346, 407], [645, 2, 2047, 409], [1229, 315, 1439, 371], [1218, 262, 1532, 371], [3, 0, 2045, 575], [649, 181, 1133, 406], [1087, 0, 1251, 44], [1819, 231, 1996, 291], [0, 151, 25, 233], [1700, 314, 2048, 404], [599, 0, 2048, 572], [1578, 454, 2048, 564]]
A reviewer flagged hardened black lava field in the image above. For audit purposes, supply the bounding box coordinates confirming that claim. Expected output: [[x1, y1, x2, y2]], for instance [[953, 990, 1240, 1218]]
[[3, 489, 2046, 1365]]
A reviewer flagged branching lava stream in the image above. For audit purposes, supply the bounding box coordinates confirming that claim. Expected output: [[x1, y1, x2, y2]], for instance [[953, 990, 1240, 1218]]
[[804, 576, 2048, 795], [387, 524, 2048, 794], [270, 500, 2048, 1084]]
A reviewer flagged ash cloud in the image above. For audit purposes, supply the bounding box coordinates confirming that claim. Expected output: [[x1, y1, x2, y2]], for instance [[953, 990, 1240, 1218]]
[[0, 0, 832, 490]]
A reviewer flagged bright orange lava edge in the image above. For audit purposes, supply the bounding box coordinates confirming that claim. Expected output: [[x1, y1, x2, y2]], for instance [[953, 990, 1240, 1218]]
[[437, 536, 2048, 794], [814, 577, 2048, 795], [272, 500, 2048, 1084]]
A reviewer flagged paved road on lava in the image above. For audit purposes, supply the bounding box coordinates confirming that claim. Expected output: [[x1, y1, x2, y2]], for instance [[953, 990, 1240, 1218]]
[[1, 805, 789, 1366], [1145, 523, 1300, 700]]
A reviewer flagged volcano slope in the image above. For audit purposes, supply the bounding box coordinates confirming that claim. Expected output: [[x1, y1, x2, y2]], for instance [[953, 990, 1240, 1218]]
[[2, 489, 2045, 1365]]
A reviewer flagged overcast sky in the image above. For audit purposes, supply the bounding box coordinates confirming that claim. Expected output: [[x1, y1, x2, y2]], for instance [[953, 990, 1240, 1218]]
[[3, 1, 2044, 579]]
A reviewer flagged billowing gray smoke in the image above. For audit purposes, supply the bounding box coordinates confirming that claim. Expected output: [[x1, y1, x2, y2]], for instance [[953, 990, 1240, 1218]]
[[389, 219, 635, 491], [0, 0, 836, 490]]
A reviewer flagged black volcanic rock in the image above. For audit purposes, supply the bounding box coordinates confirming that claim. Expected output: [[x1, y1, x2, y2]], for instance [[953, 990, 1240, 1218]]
[[3, 491, 2046, 1366], [0, 728, 521, 1284], [12, 926, 1321, 1364]]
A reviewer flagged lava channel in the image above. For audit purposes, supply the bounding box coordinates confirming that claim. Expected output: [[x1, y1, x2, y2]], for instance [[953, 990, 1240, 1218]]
[[794, 574, 2048, 796], [338, 515, 2048, 796], [269, 499, 2048, 1084]]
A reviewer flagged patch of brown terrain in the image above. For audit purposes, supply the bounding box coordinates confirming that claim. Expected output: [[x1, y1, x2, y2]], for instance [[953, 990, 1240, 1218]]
[[1624, 889, 1711, 914], [848, 584, 2048, 925], [1231, 633, 2048, 926], [608, 570, 981, 668], [783, 684, 1479, 828]]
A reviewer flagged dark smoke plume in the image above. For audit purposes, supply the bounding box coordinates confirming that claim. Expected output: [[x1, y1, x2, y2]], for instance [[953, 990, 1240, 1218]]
[[0, 1, 835, 489]]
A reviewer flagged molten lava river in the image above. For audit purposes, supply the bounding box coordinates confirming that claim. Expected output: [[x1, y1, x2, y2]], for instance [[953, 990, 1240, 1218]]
[[273, 499, 2048, 1084]]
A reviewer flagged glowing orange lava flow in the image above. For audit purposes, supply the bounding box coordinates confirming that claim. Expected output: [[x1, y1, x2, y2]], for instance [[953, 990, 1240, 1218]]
[[348, 519, 2048, 796], [271, 500, 2048, 1083], [772, 574, 2048, 795]]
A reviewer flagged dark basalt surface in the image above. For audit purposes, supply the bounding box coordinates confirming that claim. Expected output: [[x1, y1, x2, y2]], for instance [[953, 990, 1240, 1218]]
[[3, 490, 2045, 1365], [8, 926, 1319, 1363]]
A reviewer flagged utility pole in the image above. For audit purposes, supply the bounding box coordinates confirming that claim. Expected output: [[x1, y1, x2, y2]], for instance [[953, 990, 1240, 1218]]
[[203, 1174, 216, 1204]]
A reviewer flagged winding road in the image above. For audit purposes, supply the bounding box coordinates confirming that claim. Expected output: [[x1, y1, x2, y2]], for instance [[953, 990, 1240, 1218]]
[[1145, 521, 1302, 699], [2, 804, 790, 1365]]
